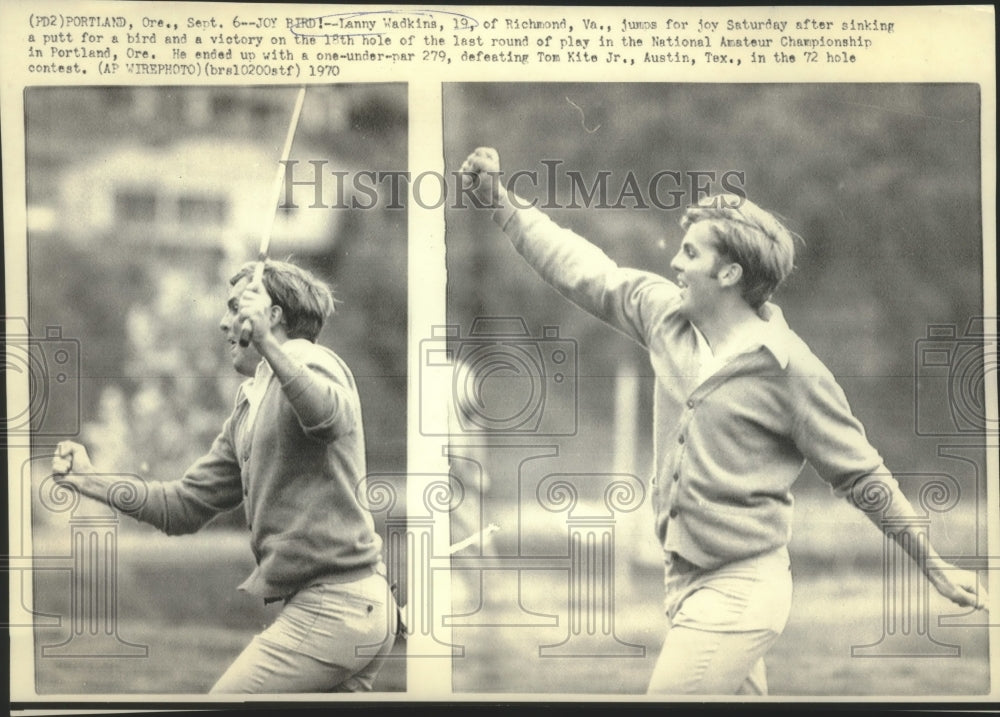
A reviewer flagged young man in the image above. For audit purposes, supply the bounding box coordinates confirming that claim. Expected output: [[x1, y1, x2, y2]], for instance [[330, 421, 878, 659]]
[[52, 259, 398, 693], [458, 147, 987, 695]]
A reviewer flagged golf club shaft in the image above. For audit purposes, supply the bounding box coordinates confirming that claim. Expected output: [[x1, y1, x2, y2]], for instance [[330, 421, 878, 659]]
[[239, 86, 308, 347], [448, 523, 500, 555]]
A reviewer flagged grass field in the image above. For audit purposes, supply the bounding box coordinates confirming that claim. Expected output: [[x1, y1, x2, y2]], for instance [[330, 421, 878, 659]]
[[27, 530, 406, 695], [445, 565, 990, 697], [26, 494, 991, 699]]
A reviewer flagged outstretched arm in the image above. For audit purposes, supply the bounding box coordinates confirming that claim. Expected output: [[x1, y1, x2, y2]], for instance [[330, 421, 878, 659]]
[[923, 556, 988, 611], [851, 486, 988, 611], [459, 146, 679, 347], [53, 436, 243, 535], [52, 441, 150, 514], [793, 368, 988, 612]]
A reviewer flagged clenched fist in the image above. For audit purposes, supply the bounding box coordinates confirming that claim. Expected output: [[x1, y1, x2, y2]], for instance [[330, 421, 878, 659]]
[[459, 146, 506, 207], [53, 441, 95, 479]]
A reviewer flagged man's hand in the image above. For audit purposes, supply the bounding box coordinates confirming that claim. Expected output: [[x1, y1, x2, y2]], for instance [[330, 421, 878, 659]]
[[927, 560, 989, 611], [238, 279, 276, 348], [460, 146, 506, 207], [53, 441, 96, 479]]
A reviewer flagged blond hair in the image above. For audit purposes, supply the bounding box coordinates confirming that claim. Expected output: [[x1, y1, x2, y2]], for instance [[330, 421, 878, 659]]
[[681, 194, 798, 309], [230, 259, 335, 341]]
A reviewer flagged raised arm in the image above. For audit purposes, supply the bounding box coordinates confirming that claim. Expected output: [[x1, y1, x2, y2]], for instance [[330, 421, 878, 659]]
[[237, 279, 358, 441], [460, 147, 679, 347]]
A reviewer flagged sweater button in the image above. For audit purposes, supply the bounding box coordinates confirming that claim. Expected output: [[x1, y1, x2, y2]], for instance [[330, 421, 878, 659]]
[[686, 399, 695, 409], [678, 434, 685, 444], [669, 508, 678, 518], [673, 472, 679, 482]]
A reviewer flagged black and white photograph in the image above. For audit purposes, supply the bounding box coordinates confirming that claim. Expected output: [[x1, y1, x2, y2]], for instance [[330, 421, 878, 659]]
[[443, 82, 992, 696], [1, 1, 996, 710], [18, 84, 408, 694]]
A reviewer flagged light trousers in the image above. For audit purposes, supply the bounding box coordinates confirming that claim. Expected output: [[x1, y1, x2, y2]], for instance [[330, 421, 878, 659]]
[[646, 546, 793, 695], [210, 572, 399, 693]]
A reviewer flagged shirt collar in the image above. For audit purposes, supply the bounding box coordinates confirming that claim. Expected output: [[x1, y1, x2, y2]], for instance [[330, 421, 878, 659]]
[[690, 303, 792, 371], [237, 359, 273, 404], [756, 302, 791, 369], [253, 358, 273, 386]]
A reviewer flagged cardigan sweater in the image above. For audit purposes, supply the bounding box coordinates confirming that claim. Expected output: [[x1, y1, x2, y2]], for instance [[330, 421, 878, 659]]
[[130, 339, 383, 598], [493, 200, 912, 568]]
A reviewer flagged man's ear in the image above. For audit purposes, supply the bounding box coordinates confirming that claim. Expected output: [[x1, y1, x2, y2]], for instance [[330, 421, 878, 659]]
[[718, 262, 743, 288], [269, 304, 284, 328]]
